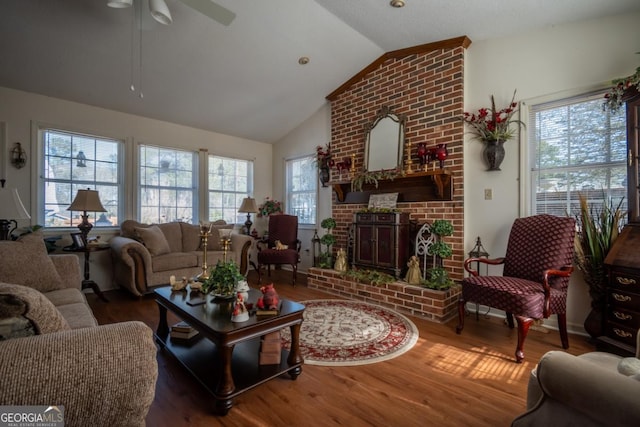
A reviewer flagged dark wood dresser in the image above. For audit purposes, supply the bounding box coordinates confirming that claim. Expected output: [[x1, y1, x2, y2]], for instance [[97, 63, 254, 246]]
[[602, 224, 640, 355], [352, 212, 410, 278]]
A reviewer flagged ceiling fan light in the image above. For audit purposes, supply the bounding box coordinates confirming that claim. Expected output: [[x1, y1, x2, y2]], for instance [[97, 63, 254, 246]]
[[149, 0, 172, 25], [107, 0, 133, 8]]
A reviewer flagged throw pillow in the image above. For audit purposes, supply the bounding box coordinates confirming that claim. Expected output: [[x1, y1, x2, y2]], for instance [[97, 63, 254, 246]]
[[206, 224, 234, 251], [617, 357, 640, 376], [0, 232, 64, 292], [0, 282, 70, 336], [135, 225, 171, 256]]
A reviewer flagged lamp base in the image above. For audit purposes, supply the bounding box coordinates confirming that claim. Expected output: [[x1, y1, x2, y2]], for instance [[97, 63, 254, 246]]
[[0, 219, 15, 241], [244, 213, 253, 236]]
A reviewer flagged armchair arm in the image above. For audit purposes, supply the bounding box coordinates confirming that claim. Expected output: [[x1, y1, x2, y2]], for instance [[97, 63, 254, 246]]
[[464, 256, 505, 276], [541, 265, 573, 317], [0, 321, 158, 427], [110, 236, 153, 297], [512, 351, 640, 427]]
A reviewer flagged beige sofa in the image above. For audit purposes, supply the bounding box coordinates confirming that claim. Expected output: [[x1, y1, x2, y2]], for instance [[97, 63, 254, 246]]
[[110, 220, 252, 297], [0, 232, 157, 427], [512, 333, 640, 427]]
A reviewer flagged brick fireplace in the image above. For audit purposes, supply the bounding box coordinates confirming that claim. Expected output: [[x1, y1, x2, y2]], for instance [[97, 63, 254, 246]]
[[308, 36, 470, 323]]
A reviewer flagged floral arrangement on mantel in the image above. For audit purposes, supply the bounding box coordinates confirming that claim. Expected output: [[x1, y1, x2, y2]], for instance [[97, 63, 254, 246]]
[[257, 197, 283, 217], [315, 143, 331, 170], [461, 90, 525, 142], [603, 63, 640, 112]]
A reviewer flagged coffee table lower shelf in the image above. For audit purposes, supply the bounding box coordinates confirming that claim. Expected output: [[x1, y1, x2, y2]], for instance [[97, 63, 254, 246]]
[[156, 333, 301, 414]]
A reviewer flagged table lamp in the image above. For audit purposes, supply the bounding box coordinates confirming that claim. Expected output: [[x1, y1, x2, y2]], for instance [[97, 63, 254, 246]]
[[0, 183, 31, 240], [238, 197, 259, 235], [67, 188, 106, 245]]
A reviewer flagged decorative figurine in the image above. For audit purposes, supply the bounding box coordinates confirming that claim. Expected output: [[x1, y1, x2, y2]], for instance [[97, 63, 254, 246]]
[[235, 279, 250, 301], [405, 255, 422, 285], [231, 293, 249, 322], [334, 248, 347, 272], [274, 240, 288, 250], [257, 283, 279, 310], [170, 275, 188, 291], [188, 277, 203, 292]]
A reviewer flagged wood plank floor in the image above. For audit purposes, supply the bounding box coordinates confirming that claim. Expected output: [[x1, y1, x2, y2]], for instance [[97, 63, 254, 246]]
[[88, 270, 595, 427]]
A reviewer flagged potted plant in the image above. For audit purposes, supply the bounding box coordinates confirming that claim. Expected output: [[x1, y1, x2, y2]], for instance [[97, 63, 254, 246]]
[[423, 219, 455, 290], [319, 217, 337, 268], [462, 90, 525, 171], [574, 193, 626, 338], [201, 260, 244, 298]]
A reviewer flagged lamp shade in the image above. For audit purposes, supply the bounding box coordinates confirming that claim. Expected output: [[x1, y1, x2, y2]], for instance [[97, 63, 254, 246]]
[[149, 0, 172, 25], [238, 197, 259, 213], [0, 188, 30, 220], [67, 189, 107, 213]]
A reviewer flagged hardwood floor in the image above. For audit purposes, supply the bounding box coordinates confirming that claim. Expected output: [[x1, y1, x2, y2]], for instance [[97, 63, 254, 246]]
[[88, 270, 595, 427]]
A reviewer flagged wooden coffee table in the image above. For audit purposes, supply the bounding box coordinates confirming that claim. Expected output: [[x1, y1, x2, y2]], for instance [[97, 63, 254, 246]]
[[154, 287, 304, 415]]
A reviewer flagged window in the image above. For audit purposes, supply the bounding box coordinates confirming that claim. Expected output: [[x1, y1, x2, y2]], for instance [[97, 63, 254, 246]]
[[208, 155, 253, 223], [41, 128, 122, 228], [286, 155, 317, 225], [529, 91, 627, 217], [139, 145, 197, 224]]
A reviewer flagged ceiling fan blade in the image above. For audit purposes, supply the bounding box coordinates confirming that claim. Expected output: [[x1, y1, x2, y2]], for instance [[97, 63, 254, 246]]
[[179, 0, 236, 26]]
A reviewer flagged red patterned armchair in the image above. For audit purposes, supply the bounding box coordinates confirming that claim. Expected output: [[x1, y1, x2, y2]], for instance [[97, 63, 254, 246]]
[[256, 214, 301, 286], [456, 214, 576, 363]]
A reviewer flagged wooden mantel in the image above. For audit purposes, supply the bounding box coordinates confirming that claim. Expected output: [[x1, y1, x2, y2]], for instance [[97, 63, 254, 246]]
[[332, 170, 452, 204]]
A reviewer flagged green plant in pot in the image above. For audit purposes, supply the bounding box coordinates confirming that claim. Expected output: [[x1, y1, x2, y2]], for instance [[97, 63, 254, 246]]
[[423, 219, 455, 290], [201, 260, 244, 298], [574, 193, 626, 338], [319, 217, 337, 268]]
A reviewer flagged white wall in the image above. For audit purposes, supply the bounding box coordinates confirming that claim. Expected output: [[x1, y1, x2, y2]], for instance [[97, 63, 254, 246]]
[[272, 103, 332, 272], [0, 86, 272, 291], [463, 12, 640, 333]]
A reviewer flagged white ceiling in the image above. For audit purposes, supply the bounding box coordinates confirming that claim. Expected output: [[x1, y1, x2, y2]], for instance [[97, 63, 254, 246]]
[[1, 0, 638, 143]]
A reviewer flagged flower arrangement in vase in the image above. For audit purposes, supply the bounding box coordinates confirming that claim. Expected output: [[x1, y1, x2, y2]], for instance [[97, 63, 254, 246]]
[[257, 197, 283, 217], [462, 90, 525, 171], [315, 143, 332, 187]]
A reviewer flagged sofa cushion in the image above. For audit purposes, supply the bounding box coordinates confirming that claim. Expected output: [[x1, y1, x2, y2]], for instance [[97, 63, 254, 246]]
[[121, 219, 146, 240], [181, 223, 202, 252], [618, 357, 640, 377], [45, 288, 88, 306], [152, 252, 199, 273], [0, 282, 70, 336], [55, 302, 98, 329], [207, 223, 234, 251], [157, 222, 183, 253], [0, 232, 64, 292], [135, 225, 171, 256]]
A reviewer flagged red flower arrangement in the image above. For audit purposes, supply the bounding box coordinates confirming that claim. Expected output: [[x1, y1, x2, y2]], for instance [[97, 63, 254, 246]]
[[462, 90, 525, 142], [257, 197, 282, 217], [315, 143, 332, 169]]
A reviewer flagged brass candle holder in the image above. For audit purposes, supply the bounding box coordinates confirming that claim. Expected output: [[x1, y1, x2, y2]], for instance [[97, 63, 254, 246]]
[[219, 228, 233, 263], [198, 222, 213, 280]]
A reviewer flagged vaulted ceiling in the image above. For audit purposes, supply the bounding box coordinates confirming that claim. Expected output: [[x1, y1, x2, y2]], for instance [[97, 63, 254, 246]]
[[0, 0, 638, 143]]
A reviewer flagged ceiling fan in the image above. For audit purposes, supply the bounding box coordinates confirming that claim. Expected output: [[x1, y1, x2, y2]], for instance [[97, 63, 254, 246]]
[[107, 0, 236, 26]]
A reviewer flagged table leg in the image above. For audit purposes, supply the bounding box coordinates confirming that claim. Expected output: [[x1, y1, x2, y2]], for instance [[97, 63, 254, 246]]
[[82, 280, 109, 302], [287, 323, 303, 379], [215, 344, 236, 415], [156, 303, 169, 348]]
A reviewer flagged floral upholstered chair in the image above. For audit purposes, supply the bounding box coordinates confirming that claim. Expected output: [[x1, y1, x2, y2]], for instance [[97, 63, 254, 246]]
[[456, 214, 576, 363]]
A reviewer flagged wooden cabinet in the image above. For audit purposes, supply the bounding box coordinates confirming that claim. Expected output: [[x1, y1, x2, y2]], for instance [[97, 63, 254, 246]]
[[352, 212, 410, 278], [602, 224, 640, 355], [626, 90, 640, 223]]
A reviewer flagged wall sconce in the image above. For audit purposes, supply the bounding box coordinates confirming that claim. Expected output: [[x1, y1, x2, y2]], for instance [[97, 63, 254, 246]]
[[11, 142, 26, 169], [76, 151, 87, 168]]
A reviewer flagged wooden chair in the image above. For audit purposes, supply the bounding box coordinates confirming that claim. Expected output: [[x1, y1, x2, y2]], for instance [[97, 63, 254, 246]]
[[456, 214, 576, 363], [256, 214, 301, 286]]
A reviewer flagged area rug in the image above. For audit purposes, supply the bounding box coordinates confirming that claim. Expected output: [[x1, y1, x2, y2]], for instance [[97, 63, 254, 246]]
[[281, 299, 419, 367]]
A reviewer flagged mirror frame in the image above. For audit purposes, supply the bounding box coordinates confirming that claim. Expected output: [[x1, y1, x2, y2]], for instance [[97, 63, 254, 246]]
[[364, 106, 406, 172]]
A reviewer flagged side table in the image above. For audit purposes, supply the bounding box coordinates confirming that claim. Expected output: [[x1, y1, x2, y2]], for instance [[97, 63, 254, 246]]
[[64, 244, 110, 302]]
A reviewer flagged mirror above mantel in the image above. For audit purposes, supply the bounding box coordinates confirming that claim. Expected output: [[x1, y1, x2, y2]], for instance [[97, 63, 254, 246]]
[[365, 106, 406, 172]]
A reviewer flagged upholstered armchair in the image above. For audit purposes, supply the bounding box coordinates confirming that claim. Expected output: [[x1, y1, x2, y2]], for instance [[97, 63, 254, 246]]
[[456, 214, 576, 363], [256, 214, 301, 286]]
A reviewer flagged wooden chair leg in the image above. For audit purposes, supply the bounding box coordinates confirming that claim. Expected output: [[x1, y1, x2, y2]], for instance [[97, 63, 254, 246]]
[[514, 315, 533, 363], [506, 312, 515, 329], [291, 264, 297, 287], [456, 297, 465, 334], [557, 313, 569, 349], [257, 263, 263, 284]]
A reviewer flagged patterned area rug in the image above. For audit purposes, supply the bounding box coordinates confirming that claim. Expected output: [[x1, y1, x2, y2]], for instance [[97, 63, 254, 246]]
[[281, 299, 419, 367]]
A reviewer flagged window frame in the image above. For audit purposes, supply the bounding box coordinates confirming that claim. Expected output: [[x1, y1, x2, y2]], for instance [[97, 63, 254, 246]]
[[36, 123, 124, 230], [207, 154, 254, 224], [522, 88, 628, 219], [285, 154, 317, 227]]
